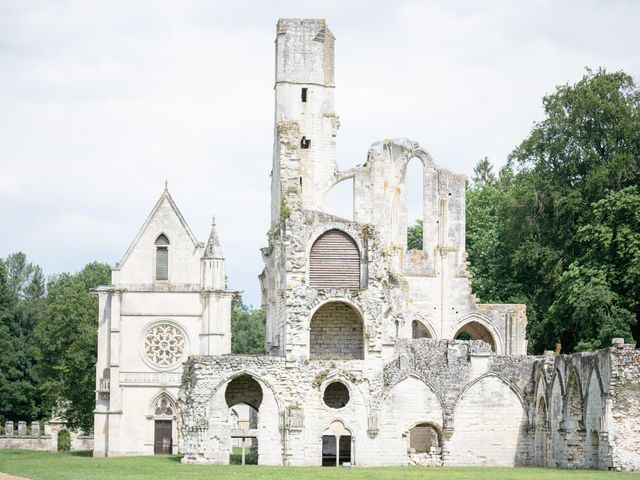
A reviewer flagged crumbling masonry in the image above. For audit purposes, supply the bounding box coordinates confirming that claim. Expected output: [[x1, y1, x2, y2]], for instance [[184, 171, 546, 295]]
[[89, 17, 640, 470]]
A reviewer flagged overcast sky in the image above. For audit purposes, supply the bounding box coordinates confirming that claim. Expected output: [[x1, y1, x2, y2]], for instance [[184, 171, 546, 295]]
[[1, 0, 638, 306]]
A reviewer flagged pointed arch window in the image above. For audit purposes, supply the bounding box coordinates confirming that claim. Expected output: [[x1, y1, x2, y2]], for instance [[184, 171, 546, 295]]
[[155, 234, 170, 281]]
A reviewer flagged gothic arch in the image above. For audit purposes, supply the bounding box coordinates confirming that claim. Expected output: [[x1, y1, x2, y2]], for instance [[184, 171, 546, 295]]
[[209, 370, 283, 416], [148, 391, 177, 417], [453, 373, 527, 414], [381, 373, 446, 415], [412, 318, 435, 339], [451, 314, 503, 353]]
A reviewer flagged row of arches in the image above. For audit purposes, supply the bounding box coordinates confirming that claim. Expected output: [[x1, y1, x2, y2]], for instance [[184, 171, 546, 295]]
[[308, 299, 499, 359], [190, 369, 527, 466], [533, 365, 606, 469]]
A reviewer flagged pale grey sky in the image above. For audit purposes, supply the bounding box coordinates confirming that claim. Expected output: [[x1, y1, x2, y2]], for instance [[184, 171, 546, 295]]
[[1, 0, 638, 306]]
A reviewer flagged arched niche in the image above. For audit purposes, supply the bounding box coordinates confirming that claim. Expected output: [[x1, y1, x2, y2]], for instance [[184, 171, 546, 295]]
[[448, 375, 527, 466], [309, 301, 364, 360]]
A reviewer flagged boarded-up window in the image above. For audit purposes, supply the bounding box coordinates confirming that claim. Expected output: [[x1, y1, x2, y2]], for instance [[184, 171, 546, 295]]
[[155, 234, 170, 281], [309, 230, 360, 289]]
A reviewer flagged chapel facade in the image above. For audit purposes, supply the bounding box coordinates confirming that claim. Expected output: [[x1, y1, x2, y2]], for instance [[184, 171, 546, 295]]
[[94, 19, 640, 471]]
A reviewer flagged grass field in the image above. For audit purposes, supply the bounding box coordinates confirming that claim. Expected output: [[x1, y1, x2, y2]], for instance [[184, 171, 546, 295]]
[[0, 449, 638, 480]]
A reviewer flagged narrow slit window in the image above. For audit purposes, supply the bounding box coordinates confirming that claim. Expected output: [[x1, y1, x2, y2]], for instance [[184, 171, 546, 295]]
[[301, 137, 311, 149], [301, 87, 308, 102], [155, 234, 170, 281]]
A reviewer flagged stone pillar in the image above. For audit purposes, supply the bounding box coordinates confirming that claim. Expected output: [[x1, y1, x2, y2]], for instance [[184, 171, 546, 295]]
[[31, 421, 40, 437], [17, 421, 26, 436], [5, 421, 13, 436]]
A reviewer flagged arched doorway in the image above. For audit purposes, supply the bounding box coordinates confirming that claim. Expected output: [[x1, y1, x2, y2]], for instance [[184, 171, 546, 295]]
[[310, 302, 364, 360], [322, 420, 353, 466], [152, 394, 176, 455], [225, 375, 262, 465], [454, 320, 496, 351]]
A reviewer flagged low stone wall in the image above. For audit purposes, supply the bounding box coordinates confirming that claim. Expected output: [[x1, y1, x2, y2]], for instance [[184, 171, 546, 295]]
[[0, 419, 93, 452], [0, 436, 52, 451]]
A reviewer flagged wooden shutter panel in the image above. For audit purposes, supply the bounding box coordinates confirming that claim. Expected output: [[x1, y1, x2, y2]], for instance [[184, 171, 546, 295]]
[[156, 247, 168, 280], [309, 230, 360, 289]]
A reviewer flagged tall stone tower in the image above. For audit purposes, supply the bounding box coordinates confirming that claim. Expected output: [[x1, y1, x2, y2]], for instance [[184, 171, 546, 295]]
[[270, 19, 339, 225]]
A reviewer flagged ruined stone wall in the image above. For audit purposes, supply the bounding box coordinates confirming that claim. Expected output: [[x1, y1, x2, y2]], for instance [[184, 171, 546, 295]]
[[179, 339, 536, 467], [530, 341, 640, 471]]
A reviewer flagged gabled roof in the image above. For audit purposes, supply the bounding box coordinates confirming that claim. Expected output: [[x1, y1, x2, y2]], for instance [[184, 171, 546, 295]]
[[116, 186, 200, 268]]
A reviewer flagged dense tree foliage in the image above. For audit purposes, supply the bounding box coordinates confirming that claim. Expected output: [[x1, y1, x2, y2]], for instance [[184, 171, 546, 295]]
[[0, 254, 45, 424], [466, 69, 640, 353], [34, 262, 111, 433], [231, 299, 265, 354], [0, 254, 110, 431]]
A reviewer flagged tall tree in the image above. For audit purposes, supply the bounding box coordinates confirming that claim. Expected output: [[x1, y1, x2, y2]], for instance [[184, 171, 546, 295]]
[[34, 262, 111, 432], [0, 254, 44, 423], [466, 69, 640, 353]]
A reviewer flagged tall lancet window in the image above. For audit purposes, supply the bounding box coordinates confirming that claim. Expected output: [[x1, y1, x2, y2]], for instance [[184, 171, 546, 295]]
[[155, 234, 170, 281]]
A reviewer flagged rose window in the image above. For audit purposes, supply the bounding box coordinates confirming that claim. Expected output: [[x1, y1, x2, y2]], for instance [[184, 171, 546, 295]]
[[144, 324, 186, 367]]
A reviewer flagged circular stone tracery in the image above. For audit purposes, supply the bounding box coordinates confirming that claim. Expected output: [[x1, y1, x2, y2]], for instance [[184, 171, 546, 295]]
[[144, 323, 186, 368]]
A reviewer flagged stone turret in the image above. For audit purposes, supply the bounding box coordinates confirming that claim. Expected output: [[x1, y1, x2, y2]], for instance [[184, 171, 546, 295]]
[[201, 216, 226, 290]]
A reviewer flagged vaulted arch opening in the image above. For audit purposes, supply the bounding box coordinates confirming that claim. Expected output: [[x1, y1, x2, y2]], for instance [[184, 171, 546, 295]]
[[412, 320, 432, 339], [322, 420, 353, 467], [454, 321, 496, 351], [309, 302, 364, 360], [324, 178, 354, 220], [309, 230, 361, 290], [225, 375, 263, 465]]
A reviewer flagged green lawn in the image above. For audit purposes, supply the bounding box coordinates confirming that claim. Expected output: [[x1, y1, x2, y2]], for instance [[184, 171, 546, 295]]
[[0, 449, 638, 480]]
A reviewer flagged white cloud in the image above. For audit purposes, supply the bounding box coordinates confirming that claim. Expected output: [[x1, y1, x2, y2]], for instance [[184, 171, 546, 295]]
[[0, 0, 638, 305]]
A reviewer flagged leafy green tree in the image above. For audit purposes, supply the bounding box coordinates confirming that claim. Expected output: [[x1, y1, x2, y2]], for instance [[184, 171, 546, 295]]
[[34, 262, 111, 432], [231, 299, 265, 354], [466, 69, 640, 353], [407, 219, 423, 250]]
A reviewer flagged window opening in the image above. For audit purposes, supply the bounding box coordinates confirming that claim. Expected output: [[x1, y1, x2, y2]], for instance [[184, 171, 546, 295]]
[[301, 136, 311, 149], [301, 87, 308, 102], [323, 382, 350, 409]]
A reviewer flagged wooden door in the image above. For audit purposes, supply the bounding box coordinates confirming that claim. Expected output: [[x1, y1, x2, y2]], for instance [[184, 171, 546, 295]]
[[154, 420, 172, 454]]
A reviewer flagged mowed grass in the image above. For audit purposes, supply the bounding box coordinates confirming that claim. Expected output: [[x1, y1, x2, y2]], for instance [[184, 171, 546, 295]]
[[0, 449, 638, 480]]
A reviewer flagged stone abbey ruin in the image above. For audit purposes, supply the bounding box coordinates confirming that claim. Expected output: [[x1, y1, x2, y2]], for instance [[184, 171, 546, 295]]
[[91, 19, 640, 470]]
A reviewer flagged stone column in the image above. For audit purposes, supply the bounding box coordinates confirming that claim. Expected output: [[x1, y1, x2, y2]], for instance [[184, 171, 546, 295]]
[[31, 421, 40, 437], [5, 421, 13, 436], [17, 421, 26, 436]]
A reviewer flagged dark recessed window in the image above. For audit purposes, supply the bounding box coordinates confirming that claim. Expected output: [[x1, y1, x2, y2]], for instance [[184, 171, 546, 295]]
[[301, 137, 311, 149], [323, 382, 350, 409], [301, 87, 308, 102]]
